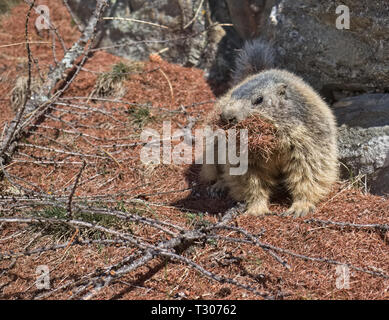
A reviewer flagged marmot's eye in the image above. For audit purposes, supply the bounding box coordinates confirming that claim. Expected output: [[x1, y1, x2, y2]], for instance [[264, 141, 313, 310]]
[[252, 96, 263, 105]]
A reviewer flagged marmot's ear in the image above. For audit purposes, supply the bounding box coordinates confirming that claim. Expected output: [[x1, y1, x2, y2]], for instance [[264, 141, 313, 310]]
[[277, 83, 287, 96]]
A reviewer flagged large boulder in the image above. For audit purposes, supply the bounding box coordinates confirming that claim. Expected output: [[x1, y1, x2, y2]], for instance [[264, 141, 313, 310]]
[[259, 0, 389, 101], [67, 0, 227, 71], [65, 0, 274, 87], [67, 0, 389, 100], [334, 94, 389, 196]]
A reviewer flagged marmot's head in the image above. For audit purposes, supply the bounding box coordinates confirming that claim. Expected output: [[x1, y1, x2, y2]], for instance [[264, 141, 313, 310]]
[[220, 71, 289, 124]]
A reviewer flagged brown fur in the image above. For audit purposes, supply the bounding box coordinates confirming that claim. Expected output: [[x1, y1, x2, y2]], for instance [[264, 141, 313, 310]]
[[200, 69, 338, 217]]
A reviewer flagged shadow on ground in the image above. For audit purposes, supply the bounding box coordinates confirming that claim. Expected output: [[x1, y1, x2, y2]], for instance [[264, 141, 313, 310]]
[[172, 164, 293, 215]]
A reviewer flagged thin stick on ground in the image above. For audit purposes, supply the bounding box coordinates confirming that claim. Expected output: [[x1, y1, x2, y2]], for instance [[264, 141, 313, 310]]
[[183, 0, 205, 29], [0, 42, 50, 49], [305, 219, 389, 233], [103, 17, 169, 29], [67, 161, 86, 218]]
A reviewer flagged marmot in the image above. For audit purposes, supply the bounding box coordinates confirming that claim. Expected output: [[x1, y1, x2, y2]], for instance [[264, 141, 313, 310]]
[[200, 39, 338, 217]]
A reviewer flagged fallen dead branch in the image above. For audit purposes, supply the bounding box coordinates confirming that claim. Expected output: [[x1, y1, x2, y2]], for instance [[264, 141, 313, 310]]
[[1, 195, 388, 300], [0, 0, 109, 168], [305, 219, 389, 233]]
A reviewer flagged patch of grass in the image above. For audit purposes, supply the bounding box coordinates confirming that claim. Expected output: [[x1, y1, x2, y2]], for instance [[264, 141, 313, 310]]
[[93, 61, 144, 98], [30, 204, 134, 240], [70, 18, 77, 28], [115, 201, 127, 213], [340, 162, 368, 193], [127, 106, 154, 128], [0, 0, 22, 15], [185, 212, 210, 228], [111, 61, 139, 82], [207, 238, 217, 246]]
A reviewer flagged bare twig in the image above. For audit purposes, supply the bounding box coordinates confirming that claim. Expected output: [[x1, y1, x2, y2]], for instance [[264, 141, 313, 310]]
[[62, 0, 84, 32], [67, 161, 86, 218], [0, 41, 50, 49], [305, 219, 389, 233], [158, 69, 174, 105], [103, 17, 169, 29], [183, 0, 205, 29], [89, 23, 233, 53]]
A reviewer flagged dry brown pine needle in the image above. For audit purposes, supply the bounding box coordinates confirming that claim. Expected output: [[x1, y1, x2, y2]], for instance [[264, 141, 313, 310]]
[[213, 114, 278, 157]]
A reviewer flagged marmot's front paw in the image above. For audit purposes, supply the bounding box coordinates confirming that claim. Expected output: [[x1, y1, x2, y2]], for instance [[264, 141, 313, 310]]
[[283, 201, 315, 218], [207, 181, 227, 199], [245, 201, 271, 216]]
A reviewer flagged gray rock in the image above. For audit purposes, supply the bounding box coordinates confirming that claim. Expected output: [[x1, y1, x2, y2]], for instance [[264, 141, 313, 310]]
[[67, 0, 224, 71], [66, 0, 272, 89], [67, 1, 389, 99], [224, 0, 267, 39], [259, 0, 389, 101], [334, 94, 389, 196]]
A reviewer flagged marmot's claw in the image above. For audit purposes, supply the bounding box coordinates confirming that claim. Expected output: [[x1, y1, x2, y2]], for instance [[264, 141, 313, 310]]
[[283, 201, 315, 218], [207, 182, 227, 199]]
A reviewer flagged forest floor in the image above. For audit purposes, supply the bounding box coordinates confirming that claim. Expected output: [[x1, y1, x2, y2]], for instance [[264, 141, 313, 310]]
[[0, 1, 388, 300]]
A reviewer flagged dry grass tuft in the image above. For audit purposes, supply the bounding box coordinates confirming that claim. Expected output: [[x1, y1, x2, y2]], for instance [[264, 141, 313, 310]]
[[10, 76, 43, 113], [93, 61, 144, 97]]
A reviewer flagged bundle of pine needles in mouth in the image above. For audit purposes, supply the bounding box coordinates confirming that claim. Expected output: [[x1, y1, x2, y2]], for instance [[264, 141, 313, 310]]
[[213, 114, 278, 160]]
